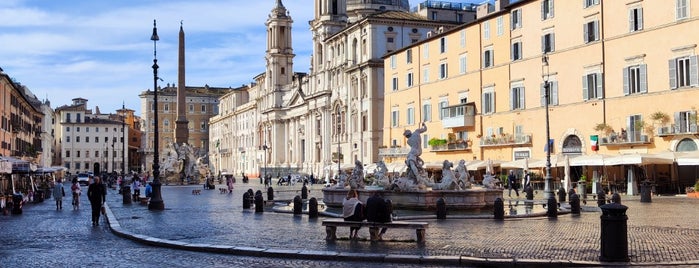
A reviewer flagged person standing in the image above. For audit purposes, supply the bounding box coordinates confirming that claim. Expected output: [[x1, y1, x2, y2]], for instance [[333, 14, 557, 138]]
[[87, 176, 107, 226], [52, 178, 65, 210], [507, 170, 520, 198], [342, 190, 364, 239], [365, 192, 392, 240], [71, 178, 82, 210]]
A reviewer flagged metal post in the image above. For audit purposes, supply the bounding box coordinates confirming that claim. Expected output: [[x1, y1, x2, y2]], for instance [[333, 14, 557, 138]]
[[543, 55, 553, 199], [122, 103, 126, 176], [148, 19, 164, 210]]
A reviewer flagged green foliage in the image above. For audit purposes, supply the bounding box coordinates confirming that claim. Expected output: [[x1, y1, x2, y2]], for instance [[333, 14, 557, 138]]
[[428, 138, 447, 146], [695, 180, 699, 192]]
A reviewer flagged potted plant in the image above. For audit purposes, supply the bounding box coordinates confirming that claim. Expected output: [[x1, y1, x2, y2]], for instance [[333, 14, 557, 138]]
[[687, 180, 699, 198], [428, 138, 447, 150], [594, 123, 614, 143], [634, 120, 650, 142]]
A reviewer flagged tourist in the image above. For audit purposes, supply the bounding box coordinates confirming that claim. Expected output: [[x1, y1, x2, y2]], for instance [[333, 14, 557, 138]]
[[365, 192, 392, 240], [145, 182, 153, 198], [52, 178, 65, 210], [342, 189, 364, 239], [71, 178, 82, 210], [87, 176, 107, 226], [507, 170, 520, 198]]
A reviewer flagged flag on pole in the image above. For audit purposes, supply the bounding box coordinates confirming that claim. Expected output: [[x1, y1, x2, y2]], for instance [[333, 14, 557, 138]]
[[590, 135, 599, 151]]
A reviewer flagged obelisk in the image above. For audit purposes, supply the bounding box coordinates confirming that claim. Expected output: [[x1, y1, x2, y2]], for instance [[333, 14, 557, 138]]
[[175, 22, 189, 145]]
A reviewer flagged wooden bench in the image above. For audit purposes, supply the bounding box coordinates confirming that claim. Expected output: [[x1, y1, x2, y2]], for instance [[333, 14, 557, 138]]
[[321, 218, 428, 243]]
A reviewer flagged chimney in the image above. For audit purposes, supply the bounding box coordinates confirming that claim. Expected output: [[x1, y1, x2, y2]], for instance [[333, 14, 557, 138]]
[[495, 0, 510, 11]]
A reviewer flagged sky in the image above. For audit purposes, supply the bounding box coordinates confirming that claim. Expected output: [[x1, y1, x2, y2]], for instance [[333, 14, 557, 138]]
[[0, 0, 321, 115]]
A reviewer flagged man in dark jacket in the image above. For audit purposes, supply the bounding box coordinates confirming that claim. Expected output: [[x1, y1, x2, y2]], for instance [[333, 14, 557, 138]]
[[365, 192, 392, 240], [87, 176, 107, 226]]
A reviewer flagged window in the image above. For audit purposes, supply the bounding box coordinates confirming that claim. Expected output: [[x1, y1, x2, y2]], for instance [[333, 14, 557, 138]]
[[584, 20, 599, 43], [483, 91, 495, 115], [392, 77, 398, 91], [483, 48, 494, 68], [201, 104, 206, 112], [439, 62, 448, 79], [496, 17, 504, 36], [76, 114, 81, 123], [164, 119, 170, 128], [439, 37, 447, 53], [66, 126, 70, 132], [677, 0, 689, 20], [460, 30, 466, 47], [542, 33, 555, 53], [623, 64, 647, 95], [390, 55, 396, 69], [583, 73, 604, 100], [541, 0, 554, 20], [66, 150, 70, 157], [510, 86, 525, 110], [387, 37, 394, 43], [423, 44, 429, 59], [431, 11, 438, 20], [86, 127, 89, 133], [540, 81, 559, 106], [104, 137, 108, 142], [511, 9, 522, 30], [459, 54, 467, 74], [628, 114, 643, 142], [95, 137, 99, 142], [76, 136, 81, 142], [438, 100, 448, 119], [76, 127, 80, 132], [406, 49, 413, 64], [483, 21, 490, 40], [629, 7, 643, 32], [201, 122, 206, 130], [584, 0, 599, 8], [423, 67, 430, 83], [675, 111, 698, 133], [86, 151, 90, 157], [406, 107, 415, 125], [189, 104, 194, 112], [76, 151, 81, 158], [511, 41, 522, 61], [423, 134, 429, 149], [164, 103, 169, 112], [95, 127, 99, 132], [422, 103, 432, 122], [85, 136, 89, 143], [407, 72, 414, 87], [95, 151, 99, 158], [391, 110, 399, 127], [669, 56, 698, 89]]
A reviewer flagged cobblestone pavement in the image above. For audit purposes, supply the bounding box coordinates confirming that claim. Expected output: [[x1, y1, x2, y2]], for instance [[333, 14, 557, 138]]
[[104, 182, 699, 266], [0, 182, 444, 268]]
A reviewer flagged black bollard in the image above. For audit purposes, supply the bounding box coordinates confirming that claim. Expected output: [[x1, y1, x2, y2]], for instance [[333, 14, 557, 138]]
[[570, 193, 581, 215], [293, 195, 303, 215], [599, 194, 629, 262], [267, 187, 274, 201], [524, 185, 534, 200], [301, 184, 308, 199], [597, 190, 606, 207], [254, 190, 264, 213], [122, 185, 132, 205], [493, 197, 504, 220], [247, 189, 254, 206], [11, 194, 23, 215], [546, 196, 557, 218], [640, 181, 652, 203], [557, 187, 567, 203], [242, 192, 251, 209], [436, 198, 447, 219], [308, 197, 319, 219]]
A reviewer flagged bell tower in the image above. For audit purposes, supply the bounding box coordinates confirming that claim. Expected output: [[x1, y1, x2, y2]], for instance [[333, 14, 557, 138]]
[[265, 0, 295, 93]]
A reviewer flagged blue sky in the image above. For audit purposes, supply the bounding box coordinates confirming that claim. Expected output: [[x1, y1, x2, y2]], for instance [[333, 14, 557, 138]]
[[0, 0, 424, 116]]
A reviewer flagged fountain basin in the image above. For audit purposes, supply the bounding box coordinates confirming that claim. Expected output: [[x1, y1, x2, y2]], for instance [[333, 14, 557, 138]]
[[322, 187, 503, 210]]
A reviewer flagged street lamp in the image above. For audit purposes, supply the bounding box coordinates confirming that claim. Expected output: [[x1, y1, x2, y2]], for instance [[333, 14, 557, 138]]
[[336, 106, 341, 181], [122, 103, 126, 176], [111, 139, 115, 175], [542, 55, 553, 199], [262, 144, 269, 182], [148, 19, 164, 210]]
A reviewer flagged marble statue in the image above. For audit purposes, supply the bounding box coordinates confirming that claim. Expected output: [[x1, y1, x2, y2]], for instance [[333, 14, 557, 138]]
[[455, 159, 472, 189], [372, 160, 391, 188], [348, 160, 365, 189], [403, 122, 428, 183], [430, 160, 461, 190]]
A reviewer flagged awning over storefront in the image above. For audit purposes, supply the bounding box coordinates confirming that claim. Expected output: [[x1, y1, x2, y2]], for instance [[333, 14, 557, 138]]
[[605, 153, 674, 166], [0, 156, 30, 173]]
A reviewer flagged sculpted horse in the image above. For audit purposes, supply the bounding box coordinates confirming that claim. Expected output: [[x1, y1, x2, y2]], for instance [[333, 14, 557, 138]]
[[431, 160, 461, 190], [455, 159, 471, 189]]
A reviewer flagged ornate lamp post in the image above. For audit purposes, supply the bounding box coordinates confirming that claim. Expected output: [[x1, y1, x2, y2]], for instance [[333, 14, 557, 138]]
[[336, 106, 341, 181], [122, 103, 126, 176], [148, 19, 164, 210], [542, 55, 553, 199]]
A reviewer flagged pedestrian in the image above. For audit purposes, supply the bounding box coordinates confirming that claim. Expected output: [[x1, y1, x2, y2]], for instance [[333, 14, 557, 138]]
[[87, 176, 107, 226], [145, 182, 153, 198], [508, 170, 520, 198], [365, 191, 392, 240], [71, 178, 82, 210], [52, 178, 65, 210], [342, 189, 364, 239]]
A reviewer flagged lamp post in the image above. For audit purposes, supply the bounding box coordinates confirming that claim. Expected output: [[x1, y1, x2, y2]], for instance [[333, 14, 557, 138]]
[[336, 106, 341, 181], [262, 144, 268, 182], [122, 103, 126, 176], [542, 55, 553, 199], [148, 19, 164, 210], [111, 139, 115, 175]]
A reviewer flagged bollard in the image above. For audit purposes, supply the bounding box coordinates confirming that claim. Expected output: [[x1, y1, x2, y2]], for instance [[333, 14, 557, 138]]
[[524, 185, 534, 200], [570, 193, 581, 215], [493, 197, 504, 220], [599, 196, 629, 262], [293, 195, 303, 215], [546, 196, 557, 218], [267, 187, 274, 201], [597, 190, 606, 207], [247, 189, 254, 206], [122, 185, 132, 204], [436, 198, 447, 219], [557, 187, 567, 203], [308, 197, 319, 219], [301, 185, 308, 199], [12, 194, 23, 215], [254, 190, 264, 213], [242, 192, 251, 209], [640, 181, 652, 203]]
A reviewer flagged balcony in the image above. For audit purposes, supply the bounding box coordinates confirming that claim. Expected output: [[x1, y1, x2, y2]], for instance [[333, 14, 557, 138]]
[[480, 133, 532, 148], [430, 141, 470, 152], [441, 102, 476, 129], [599, 133, 652, 146], [656, 124, 698, 137], [378, 147, 410, 157]]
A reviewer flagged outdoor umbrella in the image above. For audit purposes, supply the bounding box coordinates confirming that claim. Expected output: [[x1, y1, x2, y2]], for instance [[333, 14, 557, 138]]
[[563, 155, 571, 192]]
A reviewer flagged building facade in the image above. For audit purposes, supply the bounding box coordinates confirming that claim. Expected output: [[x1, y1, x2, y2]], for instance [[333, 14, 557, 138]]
[[0, 71, 44, 162], [384, 0, 699, 190]]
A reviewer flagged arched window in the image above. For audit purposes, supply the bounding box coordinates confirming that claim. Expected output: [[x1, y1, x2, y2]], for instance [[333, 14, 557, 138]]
[[677, 138, 698, 152]]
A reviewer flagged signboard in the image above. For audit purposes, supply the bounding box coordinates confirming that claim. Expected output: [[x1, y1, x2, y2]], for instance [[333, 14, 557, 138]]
[[514, 150, 530, 160]]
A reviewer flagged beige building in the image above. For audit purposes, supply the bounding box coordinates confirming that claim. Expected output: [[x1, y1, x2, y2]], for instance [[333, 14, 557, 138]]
[[384, 0, 699, 192]]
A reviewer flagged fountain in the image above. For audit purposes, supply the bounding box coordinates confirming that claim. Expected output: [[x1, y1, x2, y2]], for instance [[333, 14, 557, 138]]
[[322, 123, 503, 210], [159, 142, 210, 184]]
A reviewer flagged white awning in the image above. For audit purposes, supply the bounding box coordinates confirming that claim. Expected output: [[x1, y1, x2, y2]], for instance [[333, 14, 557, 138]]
[[605, 153, 674, 166]]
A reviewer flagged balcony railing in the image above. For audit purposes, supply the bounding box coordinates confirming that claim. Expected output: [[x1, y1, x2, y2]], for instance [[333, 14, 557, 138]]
[[480, 133, 532, 147], [599, 133, 652, 146], [656, 124, 699, 137], [441, 102, 476, 128], [378, 147, 410, 157], [430, 142, 470, 152]]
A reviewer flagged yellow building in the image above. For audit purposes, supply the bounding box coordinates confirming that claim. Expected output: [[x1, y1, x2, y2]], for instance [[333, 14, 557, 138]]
[[384, 0, 699, 192]]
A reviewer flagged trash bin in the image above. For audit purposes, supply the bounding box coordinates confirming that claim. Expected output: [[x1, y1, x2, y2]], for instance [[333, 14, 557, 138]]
[[599, 200, 629, 262], [640, 181, 652, 203]]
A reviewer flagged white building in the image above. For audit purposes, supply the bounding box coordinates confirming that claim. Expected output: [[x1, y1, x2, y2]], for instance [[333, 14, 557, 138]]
[[39, 99, 55, 168]]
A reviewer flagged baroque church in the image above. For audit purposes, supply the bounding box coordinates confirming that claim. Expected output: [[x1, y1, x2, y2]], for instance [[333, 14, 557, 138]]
[[210, 0, 466, 179]]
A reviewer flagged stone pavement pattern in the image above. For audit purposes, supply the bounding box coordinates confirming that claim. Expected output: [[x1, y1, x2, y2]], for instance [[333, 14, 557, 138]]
[[0, 182, 442, 268], [106, 183, 699, 265]]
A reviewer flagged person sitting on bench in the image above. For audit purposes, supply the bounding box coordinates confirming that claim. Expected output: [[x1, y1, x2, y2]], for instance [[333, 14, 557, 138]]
[[366, 192, 392, 240], [342, 189, 364, 239]]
